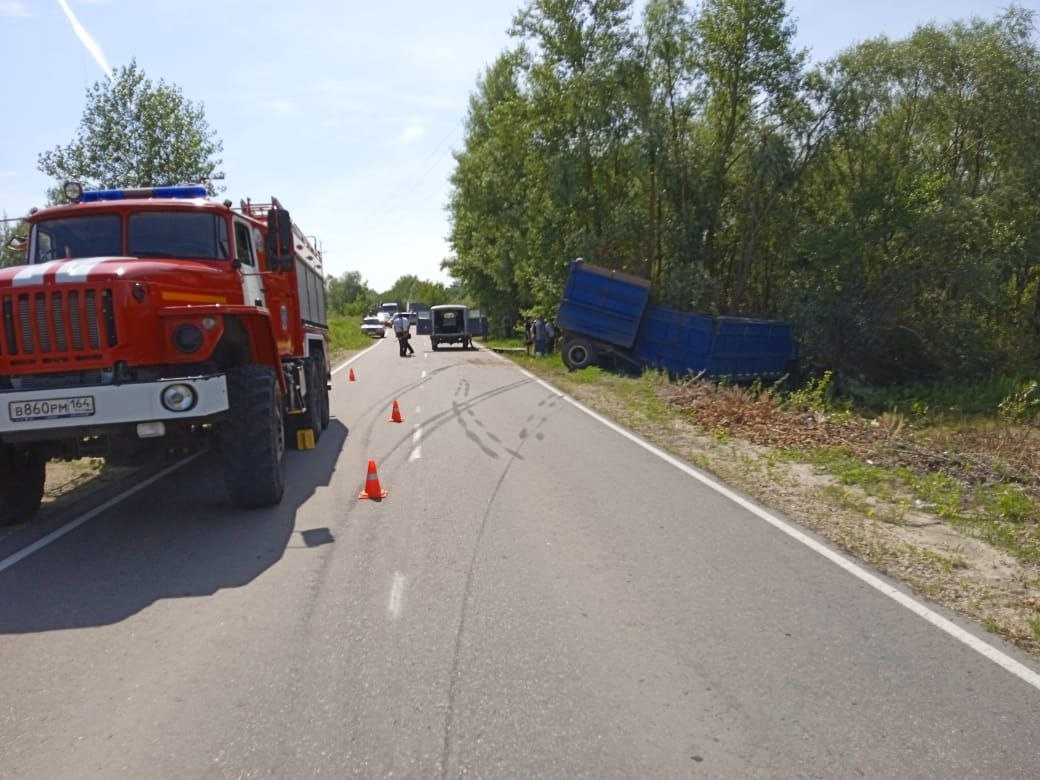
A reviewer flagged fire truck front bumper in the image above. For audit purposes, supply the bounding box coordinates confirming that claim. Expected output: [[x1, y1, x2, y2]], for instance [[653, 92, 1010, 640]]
[[0, 375, 229, 437]]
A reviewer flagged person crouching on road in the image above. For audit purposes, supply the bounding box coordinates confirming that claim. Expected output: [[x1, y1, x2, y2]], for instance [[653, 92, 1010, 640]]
[[393, 312, 415, 357]]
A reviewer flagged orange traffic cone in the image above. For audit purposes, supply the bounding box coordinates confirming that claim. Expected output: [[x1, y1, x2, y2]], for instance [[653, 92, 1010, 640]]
[[389, 399, 403, 423], [358, 459, 388, 500], [348, 367, 356, 382]]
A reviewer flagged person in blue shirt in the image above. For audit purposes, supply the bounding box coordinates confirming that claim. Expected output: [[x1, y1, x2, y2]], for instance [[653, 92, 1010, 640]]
[[532, 315, 547, 357]]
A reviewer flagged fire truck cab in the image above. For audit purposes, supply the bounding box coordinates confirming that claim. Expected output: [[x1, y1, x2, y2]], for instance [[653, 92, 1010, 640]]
[[0, 183, 331, 524]]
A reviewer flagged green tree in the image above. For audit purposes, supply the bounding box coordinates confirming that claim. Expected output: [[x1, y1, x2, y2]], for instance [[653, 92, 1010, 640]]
[[448, 1, 1040, 387], [637, 0, 703, 285], [326, 271, 372, 315], [37, 59, 224, 196], [790, 7, 1040, 382], [447, 52, 537, 332], [694, 0, 809, 311], [513, 0, 642, 276]]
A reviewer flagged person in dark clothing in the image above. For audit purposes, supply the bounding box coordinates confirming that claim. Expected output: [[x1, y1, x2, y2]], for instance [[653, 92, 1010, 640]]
[[533, 315, 547, 357]]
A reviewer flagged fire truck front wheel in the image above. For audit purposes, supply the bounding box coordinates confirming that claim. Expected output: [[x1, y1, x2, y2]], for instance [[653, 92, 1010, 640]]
[[0, 446, 47, 526], [222, 365, 286, 508]]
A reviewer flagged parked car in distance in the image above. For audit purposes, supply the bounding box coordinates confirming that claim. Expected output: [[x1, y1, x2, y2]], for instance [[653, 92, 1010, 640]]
[[361, 316, 386, 338], [407, 311, 418, 327]]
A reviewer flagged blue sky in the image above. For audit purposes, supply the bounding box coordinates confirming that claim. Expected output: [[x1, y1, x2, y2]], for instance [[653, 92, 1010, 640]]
[[0, 0, 1029, 292]]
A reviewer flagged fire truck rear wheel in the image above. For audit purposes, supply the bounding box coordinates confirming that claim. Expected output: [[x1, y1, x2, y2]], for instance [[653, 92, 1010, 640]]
[[0, 446, 47, 526], [222, 365, 285, 508]]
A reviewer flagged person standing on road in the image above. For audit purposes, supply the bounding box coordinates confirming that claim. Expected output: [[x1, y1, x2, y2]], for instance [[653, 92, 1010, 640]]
[[393, 312, 414, 357], [533, 315, 547, 357]]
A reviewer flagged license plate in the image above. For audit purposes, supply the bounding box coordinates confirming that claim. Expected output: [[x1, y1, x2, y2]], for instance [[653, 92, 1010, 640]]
[[9, 395, 96, 422]]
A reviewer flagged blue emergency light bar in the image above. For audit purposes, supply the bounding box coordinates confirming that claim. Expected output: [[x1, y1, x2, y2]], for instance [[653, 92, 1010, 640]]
[[73, 184, 208, 203]]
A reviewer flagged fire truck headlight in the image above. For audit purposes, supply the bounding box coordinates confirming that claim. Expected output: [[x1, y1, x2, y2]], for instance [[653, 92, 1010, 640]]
[[161, 384, 197, 413], [173, 324, 204, 353]]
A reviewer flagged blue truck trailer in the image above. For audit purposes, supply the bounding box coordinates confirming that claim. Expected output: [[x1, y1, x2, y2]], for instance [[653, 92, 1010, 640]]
[[555, 259, 797, 381]]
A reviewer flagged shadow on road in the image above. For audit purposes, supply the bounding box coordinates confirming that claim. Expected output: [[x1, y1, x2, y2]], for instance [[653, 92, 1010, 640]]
[[0, 420, 348, 634]]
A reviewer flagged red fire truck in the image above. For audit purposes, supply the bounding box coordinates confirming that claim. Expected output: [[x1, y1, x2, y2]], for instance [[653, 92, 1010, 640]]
[[0, 182, 331, 525]]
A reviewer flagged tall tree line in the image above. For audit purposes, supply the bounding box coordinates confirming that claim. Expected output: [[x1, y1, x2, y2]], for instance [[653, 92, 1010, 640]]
[[447, 0, 1040, 384]]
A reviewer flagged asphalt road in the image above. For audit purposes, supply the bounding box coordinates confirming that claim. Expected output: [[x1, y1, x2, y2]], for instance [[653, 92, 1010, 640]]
[[1, 337, 1038, 778]]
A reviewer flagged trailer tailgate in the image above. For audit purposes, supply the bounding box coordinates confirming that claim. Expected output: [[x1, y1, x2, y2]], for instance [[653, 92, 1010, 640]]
[[556, 260, 651, 349]]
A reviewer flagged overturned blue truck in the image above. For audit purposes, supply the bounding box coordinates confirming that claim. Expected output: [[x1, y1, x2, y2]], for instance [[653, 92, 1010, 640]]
[[555, 259, 797, 381]]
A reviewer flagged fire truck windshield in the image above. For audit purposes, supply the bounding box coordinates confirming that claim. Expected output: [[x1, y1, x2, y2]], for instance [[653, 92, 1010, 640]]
[[30, 211, 230, 263], [128, 212, 229, 260], [31, 214, 120, 263]]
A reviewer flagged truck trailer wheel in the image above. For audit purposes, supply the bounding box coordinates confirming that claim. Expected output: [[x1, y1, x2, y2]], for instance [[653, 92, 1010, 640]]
[[0, 446, 46, 526], [221, 365, 285, 508], [562, 337, 597, 370]]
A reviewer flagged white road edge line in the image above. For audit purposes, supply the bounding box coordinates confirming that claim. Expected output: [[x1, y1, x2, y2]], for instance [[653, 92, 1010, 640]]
[[0, 451, 207, 575], [493, 355, 1040, 692], [331, 341, 383, 375]]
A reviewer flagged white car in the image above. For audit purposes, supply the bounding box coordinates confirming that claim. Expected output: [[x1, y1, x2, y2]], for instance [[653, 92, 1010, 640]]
[[361, 316, 386, 338]]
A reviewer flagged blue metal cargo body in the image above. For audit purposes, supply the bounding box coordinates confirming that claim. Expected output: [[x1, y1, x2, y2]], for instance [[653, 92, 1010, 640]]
[[710, 316, 796, 380], [557, 259, 796, 380], [632, 305, 715, 375], [556, 260, 651, 350]]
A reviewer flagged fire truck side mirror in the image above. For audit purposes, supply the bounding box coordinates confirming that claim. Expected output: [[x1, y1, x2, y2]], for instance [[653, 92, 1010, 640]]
[[265, 208, 294, 271], [5, 235, 27, 255]]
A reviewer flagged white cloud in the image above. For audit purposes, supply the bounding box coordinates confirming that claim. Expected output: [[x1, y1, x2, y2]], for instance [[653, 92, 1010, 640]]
[[398, 121, 425, 145], [0, 2, 30, 17], [311, 75, 379, 114], [265, 100, 300, 118], [56, 0, 113, 80], [315, 75, 378, 96]]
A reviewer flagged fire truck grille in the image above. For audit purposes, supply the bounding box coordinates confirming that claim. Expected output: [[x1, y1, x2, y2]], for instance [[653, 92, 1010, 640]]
[[1, 288, 118, 361]]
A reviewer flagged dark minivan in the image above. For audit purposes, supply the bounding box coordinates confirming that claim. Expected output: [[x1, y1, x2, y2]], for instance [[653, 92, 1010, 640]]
[[430, 304, 476, 350]]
